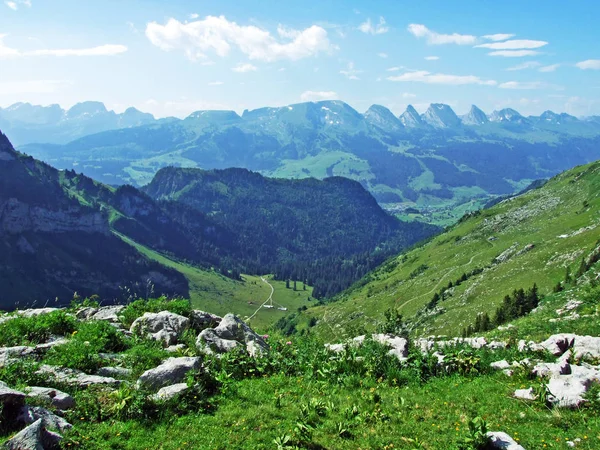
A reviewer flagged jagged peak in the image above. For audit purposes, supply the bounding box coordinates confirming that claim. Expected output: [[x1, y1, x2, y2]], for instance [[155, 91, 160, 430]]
[[66, 101, 109, 118], [364, 104, 404, 131], [462, 105, 489, 126], [422, 103, 460, 128]]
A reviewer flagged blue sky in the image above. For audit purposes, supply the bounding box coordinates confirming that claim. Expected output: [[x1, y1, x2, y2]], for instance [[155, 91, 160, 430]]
[[1, 0, 599, 118]]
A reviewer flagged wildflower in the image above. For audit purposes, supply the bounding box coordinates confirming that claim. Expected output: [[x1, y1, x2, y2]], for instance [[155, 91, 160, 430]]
[[262, 334, 269, 339], [286, 341, 292, 345], [72, 331, 78, 336]]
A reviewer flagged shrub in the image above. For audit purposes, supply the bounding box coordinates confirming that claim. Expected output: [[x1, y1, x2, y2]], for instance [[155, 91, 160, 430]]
[[0, 311, 77, 347]]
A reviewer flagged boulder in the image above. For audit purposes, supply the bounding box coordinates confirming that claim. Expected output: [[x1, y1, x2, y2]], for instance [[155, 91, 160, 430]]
[[165, 344, 187, 353], [571, 335, 600, 361], [150, 383, 189, 401], [196, 314, 268, 356], [534, 333, 576, 356], [4, 419, 62, 450], [487, 431, 525, 449], [36, 365, 120, 388], [25, 387, 75, 410], [90, 305, 125, 323], [16, 406, 72, 432], [190, 310, 221, 331], [547, 374, 591, 408], [96, 367, 132, 379], [513, 387, 536, 401], [0, 346, 35, 367], [137, 357, 201, 391], [74, 307, 98, 320], [130, 311, 190, 346], [371, 334, 409, 360], [532, 360, 571, 378], [490, 360, 511, 371], [17, 308, 61, 318], [0, 380, 26, 406]]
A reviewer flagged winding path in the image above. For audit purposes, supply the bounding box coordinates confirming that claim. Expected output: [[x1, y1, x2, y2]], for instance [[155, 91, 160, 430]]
[[245, 276, 275, 322]]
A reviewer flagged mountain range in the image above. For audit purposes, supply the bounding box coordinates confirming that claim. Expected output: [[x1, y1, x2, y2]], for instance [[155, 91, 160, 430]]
[[9, 100, 600, 226], [0, 130, 436, 308]]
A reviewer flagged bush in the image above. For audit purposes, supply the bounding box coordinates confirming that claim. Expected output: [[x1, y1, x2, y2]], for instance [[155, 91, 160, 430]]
[[0, 311, 77, 347]]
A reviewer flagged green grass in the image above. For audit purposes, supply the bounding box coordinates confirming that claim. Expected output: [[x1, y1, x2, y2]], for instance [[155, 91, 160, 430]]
[[305, 160, 600, 341], [267, 151, 374, 181], [117, 233, 314, 332]]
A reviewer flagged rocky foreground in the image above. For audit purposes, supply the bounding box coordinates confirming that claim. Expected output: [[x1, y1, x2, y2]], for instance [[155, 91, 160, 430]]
[[1, 305, 599, 449]]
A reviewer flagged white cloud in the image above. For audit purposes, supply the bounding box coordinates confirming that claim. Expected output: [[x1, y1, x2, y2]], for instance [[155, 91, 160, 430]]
[[482, 33, 515, 41], [498, 81, 562, 90], [189, 13, 199, 20], [475, 39, 548, 50], [0, 79, 68, 95], [539, 63, 560, 73], [145, 16, 336, 62], [424, 56, 439, 61], [208, 81, 224, 86], [232, 62, 257, 73], [25, 44, 127, 57], [358, 17, 389, 35], [340, 61, 361, 80], [0, 34, 19, 57], [488, 50, 541, 57], [386, 66, 404, 72], [5, 0, 29, 10], [576, 59, 600, 70], [506, 61, 540, 71], [402, 92, 416, 98], [407, 24, 477, 45], [387, 70, 496, 86], [378, 52, 388, 58], [300, 90, 338, 102]]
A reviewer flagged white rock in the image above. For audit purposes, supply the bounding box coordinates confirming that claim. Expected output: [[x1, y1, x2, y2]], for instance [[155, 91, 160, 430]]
[[130, 311, 190, 346], [490, 360, 511, 370], [17, 405, 72, 432], [4, 418, 62, 450], [196, 314, 268, 356], [0, 380, 26, 406], [96, 366, 132, 379], [137, 357, 201, 391], [547, 374, 591, 408], [91, 305, 125, 323], [25, 387, 75, 410], [487, 431, 525, 449], [513, 387, 536, 400], [150, 383, 189, 401], [36, 365, 120, 388]]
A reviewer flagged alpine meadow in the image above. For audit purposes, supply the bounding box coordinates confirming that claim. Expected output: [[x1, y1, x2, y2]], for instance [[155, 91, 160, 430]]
[[1, 1, 600, 449]]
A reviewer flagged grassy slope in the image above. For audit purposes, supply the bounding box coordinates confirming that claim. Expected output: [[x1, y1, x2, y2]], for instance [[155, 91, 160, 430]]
[[118, 234, 314, 332], [303, 161, 600, 341]]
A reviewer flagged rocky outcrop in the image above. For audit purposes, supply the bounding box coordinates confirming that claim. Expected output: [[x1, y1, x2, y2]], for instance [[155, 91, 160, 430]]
[[0, 380, 26, 406], [487, 431, 525, 449], [190, 310, 221, 331], [0, 198, 108, 235], [130, 311, 190, 346], [325, 334, 408, 361], [137, 357, 201, 391], [36, 365, 120, 388], [16, 406, 72, 433], [96, 367, 132, 379], [150, 383, 189, 402], [196, 314, 268, 356], [90, 305, 125, 323]]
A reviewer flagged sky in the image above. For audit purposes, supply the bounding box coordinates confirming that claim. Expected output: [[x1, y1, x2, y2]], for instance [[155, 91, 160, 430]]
[[1, 0, 599, 118]]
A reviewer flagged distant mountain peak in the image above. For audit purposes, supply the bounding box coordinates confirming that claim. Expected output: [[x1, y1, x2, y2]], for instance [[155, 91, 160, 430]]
[[186, 110, 242, 122], [400, 104, 425, 128], [422, 103, 460, 128], [66, 101, 108, 118], [489, 108, 525, 123], [364, 104, 404, 132], [462, 105, 489, 126]]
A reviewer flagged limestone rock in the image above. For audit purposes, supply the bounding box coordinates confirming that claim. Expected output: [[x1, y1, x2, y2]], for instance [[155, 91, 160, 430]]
[[487, 431, 525, 449], [17, 406, 72, 432], [36, 365, 120, 388], [137, 357, 201, 391], [150, 383, 189, 401], [25, 387, 75, 410], [3, 419, 62, 450], [490, 360, 511, 370], [196, 314, 268, 356], [96, 366, 132, 379], [190, 310, 221, 331], [371, 334, 409, 360], [0, 380, 26, 406], [547, 374, 591, 408], [513, 387, 536, 400], [130, 311, 190, 346], [90, 305, 125, 323]]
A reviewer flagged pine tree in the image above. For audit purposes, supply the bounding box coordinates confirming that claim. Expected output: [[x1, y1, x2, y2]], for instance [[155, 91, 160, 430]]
[[293, 280, 297, 291], [286, 279, 290, 289]]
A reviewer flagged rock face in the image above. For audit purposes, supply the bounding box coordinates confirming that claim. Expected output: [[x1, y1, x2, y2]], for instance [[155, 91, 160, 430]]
[[487, 431, 525, 449], [130, 311, 190, 346], [25, 387, 75, 410], [0, 380, 26, 406], [4, 418, 62, 450], [137, 357, 201, 391], [532, 334, 600, 361], [196, 314, 268, 356]]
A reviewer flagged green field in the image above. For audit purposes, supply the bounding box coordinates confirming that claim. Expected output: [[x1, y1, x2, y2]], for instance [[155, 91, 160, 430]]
[[303, 161, 600, 341], [117, 234, 314, 332]]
